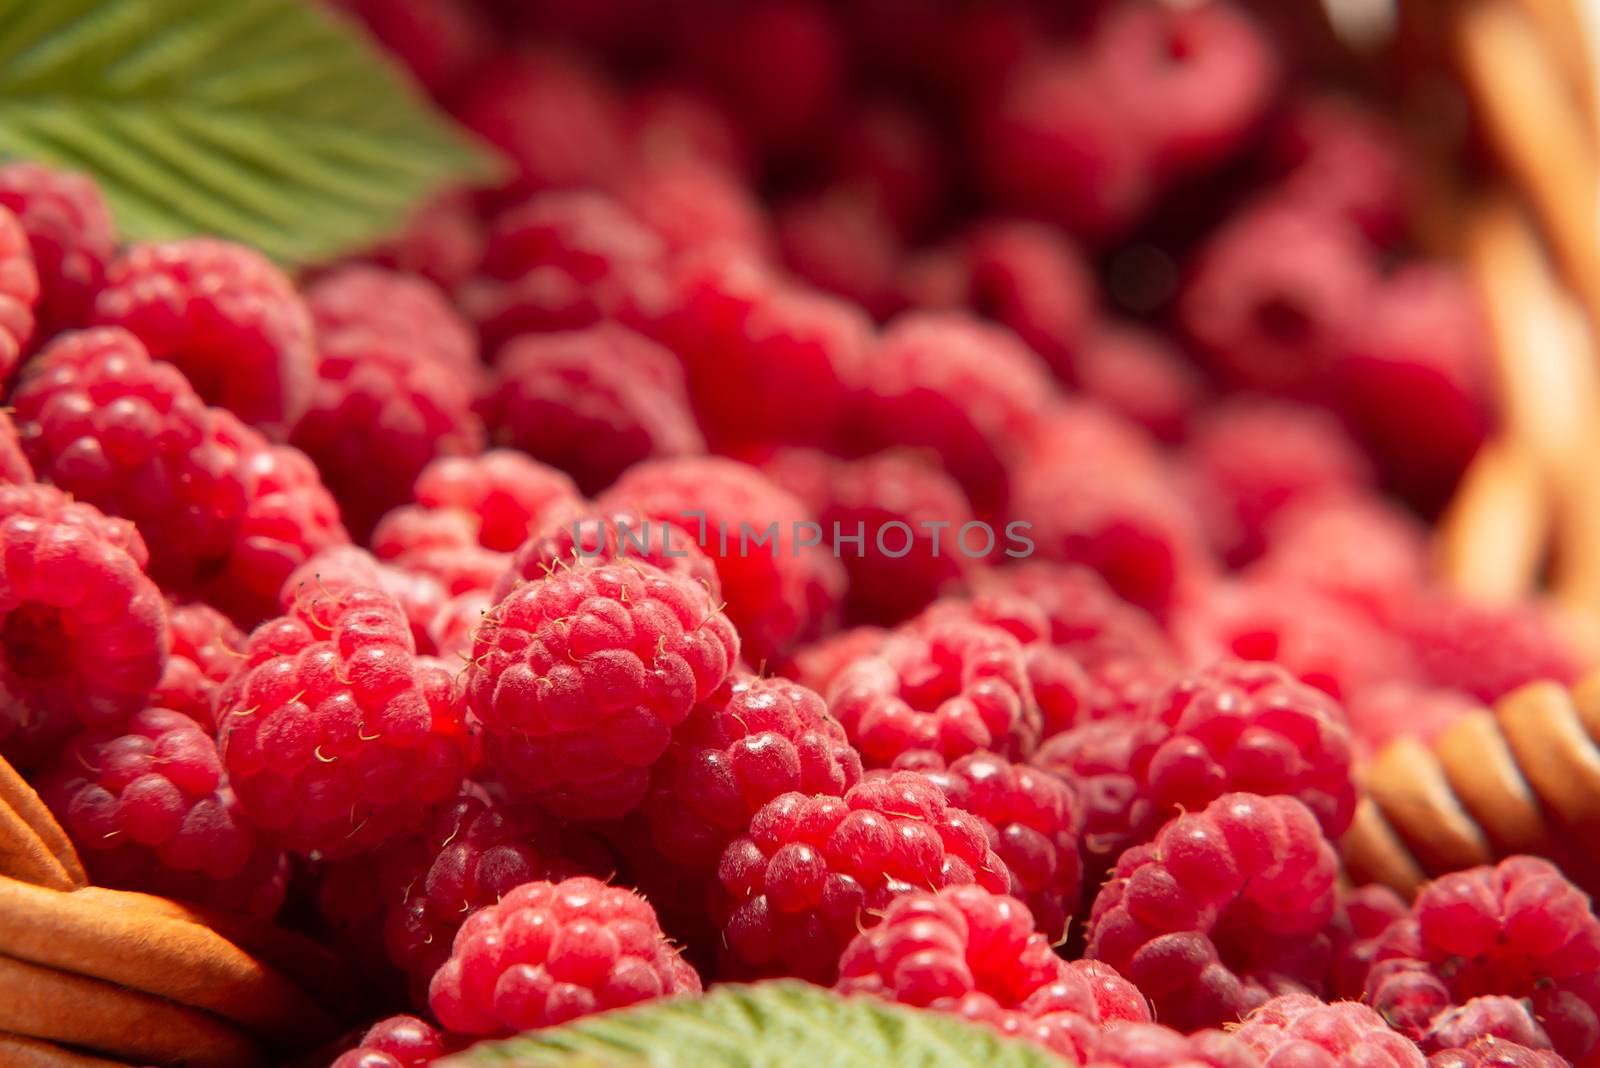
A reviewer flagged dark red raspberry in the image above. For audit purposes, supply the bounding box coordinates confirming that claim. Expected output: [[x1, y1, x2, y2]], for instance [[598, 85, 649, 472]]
[[0, 205, 37, 384], [451, 49, 628, 200], [428, 875, 701, 1035], [468, 189, 664, 349], [1182, 400, 1374, 565], [330, 1014, 452, 1068], [956, 218, 1096, 383], [1091, 0, 1278, 178], [215, 587, 470, 858], [492, 504, 721, 606], [830, 98, 946, 237], [91, 239, 316, 438], [1327, 883, 1411, 1001], [413, 450, 582, 555], [1346, 684, 1480, 759], [599, 456, 845, 663], [616, 158, 771, 259], [1423, 998, 1558, 1059], [857, 310, 1057, 518], [1086, 793, 1341, 1032], [482, 324, 705, 496], [0, 483, 166, 768], [367, 189, 485, 294], [762, 448, 982, 626], [775, 187, 905, 321], [639, 674, 862, 874], [976, 563, 1176, 679], [1333, 265, 1492, 510], [1031, 718, 1166, 888], [37, 707, 287, 918], [468, 560, 739, 820], [1235, 993, 1425, 1068], [828, 616, 1040, 768], [1366, 857, 1600, 1066], [915, 751, 1083, 942], [1250, 494, 1429, 621], [837, 885, 1147, 1063], [11, 327, 255, 594], [625, 82, 750, 177], [1074, 323, 1206, 444], [336, 0, 490, 98], [714, 771, 1011, 981], [645, 246, 872, 451], [282, 545, 449, 657], [0, 408, 32, 483], [1268, 94, 1414, 248], [152, 602, 246, 732], [0, 161, 111, 340], [293, 267, 485, 537], [1180, 201, 1377, 394], [1385, 595, 1578, 705]]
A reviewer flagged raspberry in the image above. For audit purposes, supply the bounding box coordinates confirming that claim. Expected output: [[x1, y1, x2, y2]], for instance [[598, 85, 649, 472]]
[[646, 246, 872, 451], [915, 751, 1083, 942], [1031, 718, 1165, 887], [828, 616, 1041, 768], [1086, 793, 1341, 1031], [1387, 596, 1578, 705], [431, 589, 491, 663], [481, 324, 705, 496], [0, 204, 37, 383], [975, 563, 1176, 679], [0, 161, 111, 340], [11, 327, 255, 593], [1268, 94, 1413, 248], [1423, 998, 1557, 1057], [782, 626, 889, 696], [1366, 857, 1600, 1065], [1075, 323, 1206, 444], [215, 587, 471, 858], [956, 217, 1096, 383], [91, 238, 316, 438], [337, 0, 490, 98], [617, 158, 771, 259], [1345, 684, 1479, 759], [293, 267, 485, 537], [1181, 400, 1374, 565], [1249, 495, 1429, 620], [1428, 1040, 1568, 1068], [714, 771, 1011, 980], [1234, 993, 1425, 1068], [599, 456, 845, 662], [282, 545, 449, 657], [367, 189, 485, 294], [775, 187, 906, 321], [152, 602, 246, 731], [1327, 883, 1411, 1001], [492, 504, 721, 605], [0, 483, 167, 768], [413, 451, 582, 555], [830, 99, 946, 237], [467, 560, 739, 820], [428, 875, 701, 1035], [0, 408, 32, 483], [762, 448, 982, 626], [370, 503, 507, 599], [639, 674, 862, 873], [856, 310, 1057, 518], [1084, 1022, 1261, 1068], [468, 189, 663, 350], [626, 82, 750, 177], [1179, 201, 1377, 393], [330, 1014, 451, 1068], [1140, 661, 1357, 837], [37, 707, 287, 918]]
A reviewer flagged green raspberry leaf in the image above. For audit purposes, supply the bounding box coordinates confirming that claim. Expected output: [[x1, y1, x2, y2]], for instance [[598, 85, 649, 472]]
[[0, 0, 503, 266], [441, 982, 1070, 1068]]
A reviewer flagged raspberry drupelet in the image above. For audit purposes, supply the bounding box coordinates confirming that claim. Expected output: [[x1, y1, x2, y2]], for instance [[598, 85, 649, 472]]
[[713, 770, 1011, 982], [281, 545, 449, 657], [1031, 717, 1167, 890], [827, 616, 1040, 768], [330, 1014, 453, 1068], [0, 483, 167, 769], [37, 707, 288, 919], [0, 161, 115, 340], [1422, 997, 1559, 1062], [215, 587, 470, 859], [1234, 993, 1425, 1068], [975, 563, 1176, 679], [1364, 857, 1600, 1067], [1086, 792, 1341, 1032], [493, 504, 722, 606], [0, 204, 37, 384], [91, 238, 316, 439], [428, 875, 701, 1035], [413, 450, 582, 555], [152, 602, 247, 732], [0, 409, 31, 483], [467, 559, 740, 821], [1083, 1022, 1263, 1068]]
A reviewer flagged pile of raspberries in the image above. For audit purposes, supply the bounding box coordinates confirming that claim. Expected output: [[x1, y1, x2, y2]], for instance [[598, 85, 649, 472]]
[[0, 1, 1592, 1066]]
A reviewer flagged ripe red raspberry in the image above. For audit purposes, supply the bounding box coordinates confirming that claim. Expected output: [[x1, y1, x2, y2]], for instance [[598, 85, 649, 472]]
[[828, 617, 1040, 768], [1250, 495, 1429, 621], [626, 82, 750, 177], [775, 187, 906, 321], [1083, 1022, 1261, 1068], [1423, 998, 1558, 1059], [645, 246, 872, 451], [482, 324, 705, 496], [293, 267, 485, 537], [1385, 595, 1578, 705], [216, 587, 470, 858], [0, 483, 166, 768], [1269, 94, 1414, 248], [1031, 718, 1165, 888], [714, 771, 1011, 981], [914, 751, 1083, 942], [1327, 883, 1411, 1001], [782, 625, 889, 696], [1074, 323, 1206, 444], [0, 204, 37, 383], [413, 450, 582, 555], [1428, 1039, 1568, 1068], [1086, 793, 1341, 1032], [282, 545, 449, 657], [428, 875, 701, 1035], [0, 161, 111, 340], [976, 564, 1176, 679], [0, 408, 32, 483], [492, 505, 721, 606], [151, 602, 246, 732], [468, 560, 739, 820], [37, 707, 287, 918], [91, 238, 316, 438], [639, 674, 862, 873], [468, 189, 663, 349], [1142, 661, 1357, 838], [1181, 400, 1374, 565], [367, 189, 485, 294], [1235, 993, 1425, 1068], [599, 456, 845, 663], [336, 0, 490, 98], [1346, 684, 1479, 759], [616, 158, 771, 259], [11, 327, 256, 593], [1180, 201, 1377, 393], [1365, 857, 1600, 1066], [857, 310, 1057, 518], [330, 1014, 452, 1068]]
